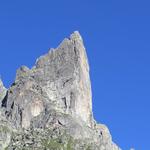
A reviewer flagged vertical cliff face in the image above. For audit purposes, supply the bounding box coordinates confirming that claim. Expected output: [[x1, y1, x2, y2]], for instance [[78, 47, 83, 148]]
[[5, 31, 93, 129], [34, 31, 93, 126], [0, 31, 121, 150]]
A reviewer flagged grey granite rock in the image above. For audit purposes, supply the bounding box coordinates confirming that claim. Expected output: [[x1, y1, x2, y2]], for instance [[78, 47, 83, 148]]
[[5, 31, 93, 129], [0, 79, 7, 106], [0, 31, 121, 150]]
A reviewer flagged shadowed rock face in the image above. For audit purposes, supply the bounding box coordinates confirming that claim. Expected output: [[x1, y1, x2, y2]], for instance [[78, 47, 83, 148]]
[[0, 31, 121, 150]]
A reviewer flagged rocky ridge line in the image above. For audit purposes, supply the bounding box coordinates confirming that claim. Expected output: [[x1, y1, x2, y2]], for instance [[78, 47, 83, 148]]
[[0, 31, 121, 150]]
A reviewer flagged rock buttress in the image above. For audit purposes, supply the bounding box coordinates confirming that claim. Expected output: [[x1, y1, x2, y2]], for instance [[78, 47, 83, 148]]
[[0, 31, 121, 150], [4, 31, 93, 129]]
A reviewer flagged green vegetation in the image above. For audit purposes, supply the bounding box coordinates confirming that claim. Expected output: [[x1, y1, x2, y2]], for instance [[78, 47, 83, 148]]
[[41, 136, 75, 150], [3, 128, 95, 150], [86, 145, 92, 150], [4, 147, 9, 150], [66, 138, 73, 150], [0, 125, 10, 133], [42, 138, 64, 150]]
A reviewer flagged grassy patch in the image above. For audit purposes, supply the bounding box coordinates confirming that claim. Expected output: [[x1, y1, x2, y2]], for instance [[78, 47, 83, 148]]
[[42, 138, 64, 150], [0, 125, 10, 133]]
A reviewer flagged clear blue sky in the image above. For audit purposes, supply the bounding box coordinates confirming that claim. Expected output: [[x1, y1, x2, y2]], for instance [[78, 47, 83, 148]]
[[0, 1, 150, 149]]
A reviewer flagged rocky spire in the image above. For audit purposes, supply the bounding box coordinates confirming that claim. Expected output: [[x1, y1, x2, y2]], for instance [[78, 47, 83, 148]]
[[5, 31, 93, 129], [0, 32, 121, 150]]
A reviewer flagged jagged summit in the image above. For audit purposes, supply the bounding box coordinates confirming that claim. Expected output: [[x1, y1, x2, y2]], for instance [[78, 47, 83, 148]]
[[10, 31, 92, 129], [70, 31, 83, 41], [0, 32, 121, 150]]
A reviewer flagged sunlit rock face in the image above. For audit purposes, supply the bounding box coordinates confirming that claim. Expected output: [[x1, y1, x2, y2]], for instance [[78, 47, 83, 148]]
[[34, 31, 93, 127], [0, 79, 7, 105], [30, 99, 44, 117], [0, 32, 121, 150], [21, 98, 44, 129], [4, 31, 93, 129]]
